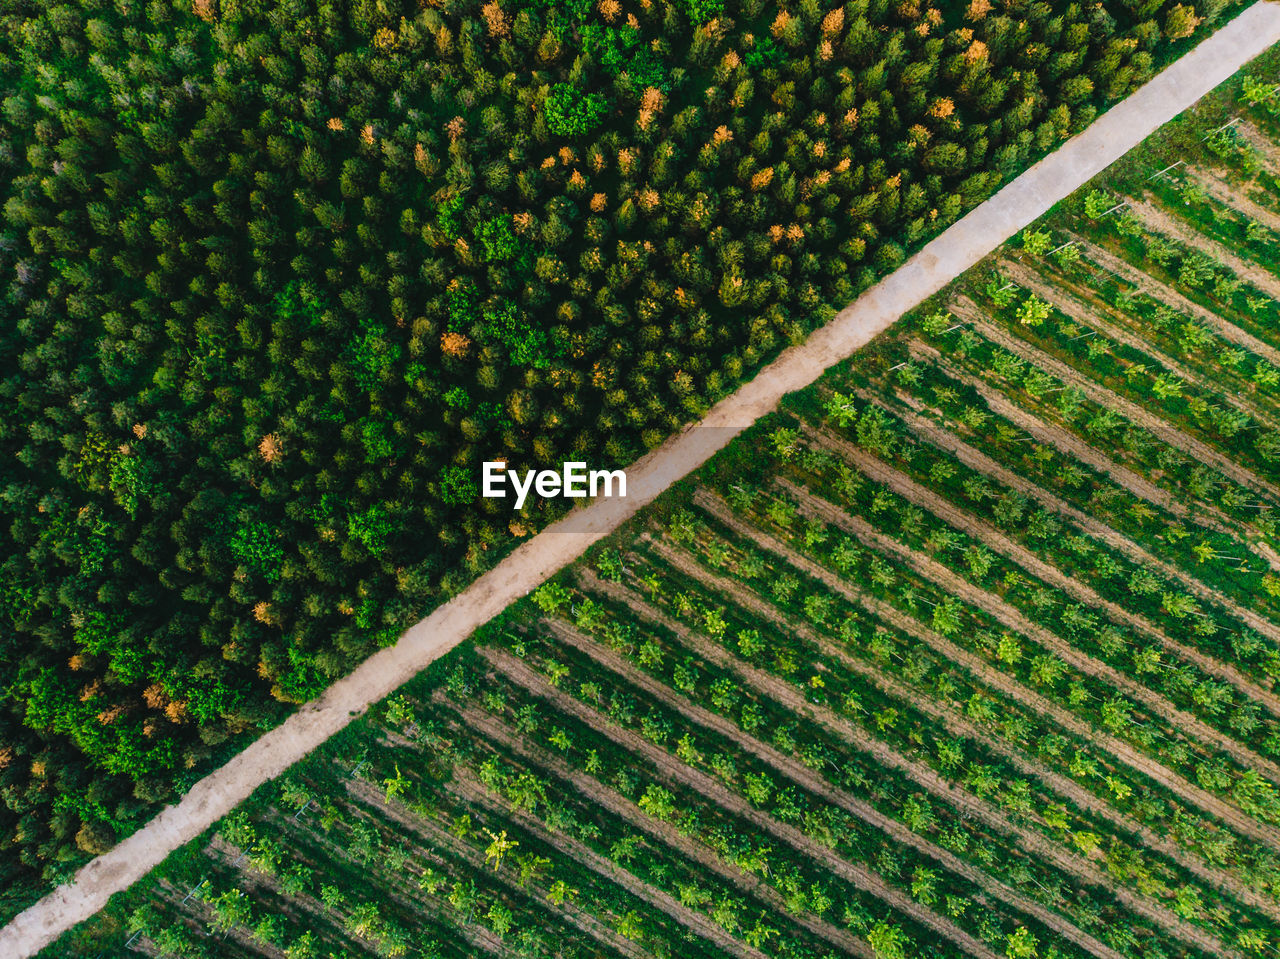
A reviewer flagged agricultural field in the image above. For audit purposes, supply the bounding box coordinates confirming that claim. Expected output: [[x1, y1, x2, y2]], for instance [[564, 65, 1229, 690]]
[[0, 0, 1250, 917], [42, 60, 1280, 959]]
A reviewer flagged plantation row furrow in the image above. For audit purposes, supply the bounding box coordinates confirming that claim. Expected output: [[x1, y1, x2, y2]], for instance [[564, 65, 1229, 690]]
[[681, 496, 1280, 857], [600, 536, 1280, 927], [564, 575, 1209, 959], [1185, 167, 1280, 235], [1142, 170, 1280, 275], [1239, 120, 1280, 178], [856, 386, 1280, 644], [481, 647, 1013, 959], [424, 711, 794, 959], [1081, 203, 1280, 354], [770, 428, 1280, 763], [905, 341, 1254, 544], [547, 605, 1134, 959], [344, 776, 650, 959], [1022, 246, 1280, 420], [635, 524, 1278, 943], [440, 769, 764, 959], [1074, 235, 1280, 367], [772, 478, 1280, 795], [795, 420, 1280, 722], [951, 301, 1280, 508], [445, 696, 875, 959], [997, 259, 1280, 433], [1124, 196, 1280, 302]]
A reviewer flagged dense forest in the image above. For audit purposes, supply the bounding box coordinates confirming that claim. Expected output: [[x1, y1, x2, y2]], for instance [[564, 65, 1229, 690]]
[[0, 0, 1242, 919]]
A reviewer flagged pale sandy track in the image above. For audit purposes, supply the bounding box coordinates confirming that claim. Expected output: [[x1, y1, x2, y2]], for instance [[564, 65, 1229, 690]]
[[7, 8, 1280, 954]]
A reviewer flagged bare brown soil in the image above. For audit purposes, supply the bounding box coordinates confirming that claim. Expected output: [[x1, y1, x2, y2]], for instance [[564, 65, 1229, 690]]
[[1075, 235, 1280, 367], [1000, 258, 1280, 431], [346, 775, 650, 959], [685, 496, 1280, 854], [1238, 121, 1280, 177], [481, 647, 1003, 959], [1127, 195, 1280, 301], [778, 478, 1280, 805], [1186, 166, 1280, 234], [557, 593, 1137, 959], [954, 297, 1280, 505], [871, 387, 1280, 648], [447, 692, 869, 958], [802, 421, 1280, 720], [609, 538, 1280, 926]]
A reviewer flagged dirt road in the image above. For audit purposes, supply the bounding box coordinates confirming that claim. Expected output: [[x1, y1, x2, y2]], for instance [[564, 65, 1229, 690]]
[[7, 5, 1280, 954]]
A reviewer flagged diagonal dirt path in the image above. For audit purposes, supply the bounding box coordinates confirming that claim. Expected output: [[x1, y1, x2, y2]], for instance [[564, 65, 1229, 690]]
[[482, 646, 1005, 959], [600, 548, 1280, 925], [776, 477, 1280, 790], [869, 387, 1280, 646], [8, 9, 1280, 954], [545, 613, 1129, 959], [801, 421, 1280, 719], [1125, 195, 1280, 300], [954, 298, 1280, 505], [999, 258, 1280, 431], [1075, 235, 1280, 367], [683, 497, 1280, 854]]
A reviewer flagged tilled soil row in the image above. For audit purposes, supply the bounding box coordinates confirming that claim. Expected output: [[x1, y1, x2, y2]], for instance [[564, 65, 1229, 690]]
[[1126, 195, 1280, 302], [907, 340, 1257, 551], [443, 768, 735, 959], [1074, 235, 1280, 369], [999, 258, 1280, 432], [443, 691, 868, 958], [954, 297, 1280, 506], [776, 478, 1280, 820], [557, 590, 1132, 959], [346, 775, 650, 959], [864, 386, 1280, 649], [640, 530, 1248, 959], [618, 533, 1280, 925], [479, 646, 1000, 959], [1186, 166, 1280, 235], [801, 420, 1280, 721], [687, 493, 1280, 855]]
